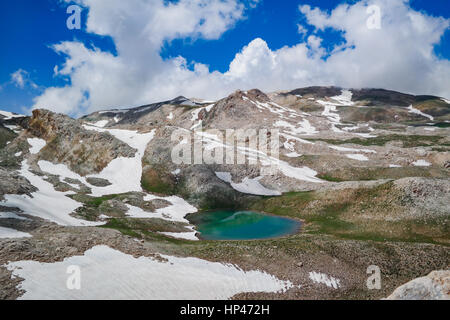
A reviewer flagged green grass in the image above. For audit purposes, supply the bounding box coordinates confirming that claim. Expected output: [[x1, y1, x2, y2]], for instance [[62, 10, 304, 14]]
[[141, 163, 176, 195], [308, 134, 446, 148], [317, 174, 345, 182], [100, 218, 142, 238], [85, 194, 121, 207], [248, 186, 449, 246], [141, 178, 174, 195]]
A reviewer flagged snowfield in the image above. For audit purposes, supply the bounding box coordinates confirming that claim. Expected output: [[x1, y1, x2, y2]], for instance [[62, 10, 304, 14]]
[[2, 161, 104, 227], [81, 126, 156, 196], [5, 245, 293, 300]]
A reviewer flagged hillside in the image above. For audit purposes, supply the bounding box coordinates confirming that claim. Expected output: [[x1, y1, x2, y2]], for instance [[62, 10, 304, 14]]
[[0, 86, 449, 300]]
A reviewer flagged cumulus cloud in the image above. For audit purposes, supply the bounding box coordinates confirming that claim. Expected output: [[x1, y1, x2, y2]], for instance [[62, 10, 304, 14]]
[[32, 0, 450, 115]]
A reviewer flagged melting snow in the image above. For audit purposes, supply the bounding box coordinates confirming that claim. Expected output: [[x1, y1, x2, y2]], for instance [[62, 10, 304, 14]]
[[285, 152, 302, 158], [389, 164, 402, 168], [309, 272, 341, 289], [195, 127, 321, 183], [0, 110, 25, 120], [0, 226, 32, 239], [126, 194, 197, 223], [407, 105, 434, 121], [412, 160, 431, 167], [2, 161, 104, 227], [27, 138, 46, 154], [215, 172, 281, 196], [281, 133, 314, 145], [5, 245, 293, 300], [0, 212, 28, 220], [89, 120, 109, 128], [330, 146, 376, 154], [191, 108, 203, 121], [274, 119, 318, 135], [82, 126, 155, 196], [205, 104, 215, 112], [160, 226, 198, 241], [331, 90, 354, 106], [346, 154, 369, 161], [167, 112, 174, 120]]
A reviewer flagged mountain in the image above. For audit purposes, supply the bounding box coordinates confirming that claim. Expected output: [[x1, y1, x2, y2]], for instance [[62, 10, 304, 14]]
[[0, 87, 449, 300]]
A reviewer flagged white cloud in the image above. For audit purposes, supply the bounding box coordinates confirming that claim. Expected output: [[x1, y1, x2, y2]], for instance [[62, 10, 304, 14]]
[[32, 0, 450, 116], [11, 69, 26, 88], [11, 69, 39, 90], [297, 24, 307, 37]]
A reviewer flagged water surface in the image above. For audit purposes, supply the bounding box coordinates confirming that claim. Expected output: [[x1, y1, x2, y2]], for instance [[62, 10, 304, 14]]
[[189, 210, 301, 241]]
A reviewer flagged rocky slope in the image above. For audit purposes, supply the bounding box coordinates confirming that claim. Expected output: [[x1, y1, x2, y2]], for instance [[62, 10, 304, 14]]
[[0, 86, 449, 300]]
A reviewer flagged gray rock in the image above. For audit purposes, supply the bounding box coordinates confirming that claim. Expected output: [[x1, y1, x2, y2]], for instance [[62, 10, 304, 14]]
[[86, 177, 112, 187], [386, 271, 450, 300]]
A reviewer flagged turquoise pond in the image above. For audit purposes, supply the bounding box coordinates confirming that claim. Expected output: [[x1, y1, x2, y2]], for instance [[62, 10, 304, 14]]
[[188, 210, 301, 241]]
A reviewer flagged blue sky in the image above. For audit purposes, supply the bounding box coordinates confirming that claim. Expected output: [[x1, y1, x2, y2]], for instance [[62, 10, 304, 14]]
[[1, 0, 449, 115]]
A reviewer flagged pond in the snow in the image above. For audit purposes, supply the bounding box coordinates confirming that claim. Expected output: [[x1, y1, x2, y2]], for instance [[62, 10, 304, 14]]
[[188, 210, 301, 241]]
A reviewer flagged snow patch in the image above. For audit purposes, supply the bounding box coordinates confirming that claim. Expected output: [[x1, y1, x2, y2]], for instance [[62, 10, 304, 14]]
[[215, 172, 281, 196], [412, 160, 431, 167], [0, 110, 25, 120], [90, 120, 109, 128], [331, 90, 354, 106], [285, 152, 302, 158], [0, 212, 28, 220], [309, 272, 341, 289], [346, 154, 369, 161], [27, 138, 46, 154], [82, 126, 155, 196], [160, 226, 198, 241], [3, 161, 104, 227], [330, 146, 376, 154], [5, 245, 293, 300], [274, 119, 318, 135], [0, 226, 31, 239], [126, 194, 197, 223], [407, 105, 434, 121]]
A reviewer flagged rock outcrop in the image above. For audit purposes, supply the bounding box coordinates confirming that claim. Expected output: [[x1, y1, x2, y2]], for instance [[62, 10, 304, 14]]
[[386, 271, 450, 300]]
